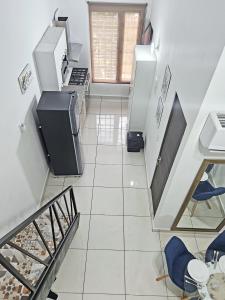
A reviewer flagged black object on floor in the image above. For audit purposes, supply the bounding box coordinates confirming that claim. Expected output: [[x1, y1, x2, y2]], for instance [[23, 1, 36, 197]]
[[48, 290, 58, 299], [127, 131, 144, 152]]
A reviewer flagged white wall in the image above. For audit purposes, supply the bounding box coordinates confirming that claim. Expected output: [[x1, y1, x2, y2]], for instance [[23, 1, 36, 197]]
[[146, 0, 225, 227], [60, 0, 151, 97], [154, 48, 225, 229], [0, 0, 61, 237], [144, 0, 225, 229]]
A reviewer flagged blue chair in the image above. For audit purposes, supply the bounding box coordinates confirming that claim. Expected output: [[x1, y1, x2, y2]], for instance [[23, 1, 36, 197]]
[[205, 230, 225, 263], [205, 164, 214, 174], [190, 181, 225, 217], [156, 236, 197, 295]]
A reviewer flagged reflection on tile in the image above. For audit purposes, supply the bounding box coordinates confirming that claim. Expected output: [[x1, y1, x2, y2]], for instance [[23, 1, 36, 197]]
[[124, 188, 150, 216], [64, 164, 95, 187], [122, 101, 128, 115], [84, 250, 125, 294], [101, 101, 121, 115], [94, 164, 122, 187], [88, 215, 124, 250], [121, 130, 127, 145], [120, 116, 128, 130], [123, 148, 145, 166], [73, 187, 93, 214], [87, 99, 101, 114], [83, 145, 97, 164], [125, 251, 167, 296], [99, 115, 127, 129], [98, 128, 122, 145], [92, 187, 123, 215], [124, 216, 160, 251], [54, 249, 86, 293], [96, 145, 122, 164], [81, 128, 98, 145], [84, 114, 100, 128], [123, 165, 147, 188]]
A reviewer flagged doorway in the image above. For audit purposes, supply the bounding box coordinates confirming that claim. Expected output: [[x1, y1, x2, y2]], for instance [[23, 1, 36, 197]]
[[151, 93, 187, 215]]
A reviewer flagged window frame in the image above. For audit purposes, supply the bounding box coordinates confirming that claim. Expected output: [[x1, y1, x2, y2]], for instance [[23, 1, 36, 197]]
[[88, 2, 146, 84]]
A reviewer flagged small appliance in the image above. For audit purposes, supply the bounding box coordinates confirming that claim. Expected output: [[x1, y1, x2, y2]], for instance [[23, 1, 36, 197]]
[[200, 112, 225, 151]]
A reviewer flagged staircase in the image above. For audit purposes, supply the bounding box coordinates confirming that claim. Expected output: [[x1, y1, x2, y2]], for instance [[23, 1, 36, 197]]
[[0, 186, 80, 300]]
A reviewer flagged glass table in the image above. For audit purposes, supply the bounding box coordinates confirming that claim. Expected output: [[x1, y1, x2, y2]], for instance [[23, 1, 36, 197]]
[[184, 252, 225, 300]]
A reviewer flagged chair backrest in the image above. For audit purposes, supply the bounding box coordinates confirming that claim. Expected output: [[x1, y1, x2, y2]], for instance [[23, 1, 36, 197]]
[[165, 236, 195, 290], [207, 230, 225, 253], [193, 181, 225, 201], [193, 181, 214, 196], [205, 164, 214, 174]]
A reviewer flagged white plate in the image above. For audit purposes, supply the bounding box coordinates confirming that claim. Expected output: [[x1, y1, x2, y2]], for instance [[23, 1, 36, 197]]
[[219, 255, 225, 273], [187, 259, 210, 283]]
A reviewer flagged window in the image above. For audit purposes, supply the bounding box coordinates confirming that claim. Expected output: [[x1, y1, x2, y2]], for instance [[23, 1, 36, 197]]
[[89, 3, 146, 83]]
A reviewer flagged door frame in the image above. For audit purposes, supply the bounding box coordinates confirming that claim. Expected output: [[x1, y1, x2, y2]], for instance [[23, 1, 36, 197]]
[[150, 92, 187, 215], [172, 159, 225, 232]]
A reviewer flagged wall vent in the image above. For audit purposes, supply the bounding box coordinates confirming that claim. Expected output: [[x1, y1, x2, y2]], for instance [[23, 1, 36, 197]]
[[217, 113, 225, 128]]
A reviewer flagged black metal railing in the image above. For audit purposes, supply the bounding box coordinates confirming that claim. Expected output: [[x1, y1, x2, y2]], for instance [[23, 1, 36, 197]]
[[0, 186, 80, 300]]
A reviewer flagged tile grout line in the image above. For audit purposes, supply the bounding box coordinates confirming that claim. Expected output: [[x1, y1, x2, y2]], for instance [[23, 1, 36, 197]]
[[48, 184, 148, 190], [121, 97, 127, 300], [58, 291, 169, 297], [70, 247, 165, 253], [80, 213, 151, 217], [81, 96, 102, 300]]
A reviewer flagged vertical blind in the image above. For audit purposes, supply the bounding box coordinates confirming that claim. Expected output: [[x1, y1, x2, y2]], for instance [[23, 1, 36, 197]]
[[89, 3, 146, 83]]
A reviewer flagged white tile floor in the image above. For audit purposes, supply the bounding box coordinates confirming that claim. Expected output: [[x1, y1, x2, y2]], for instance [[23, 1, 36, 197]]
[[43, 96, 218, 300]]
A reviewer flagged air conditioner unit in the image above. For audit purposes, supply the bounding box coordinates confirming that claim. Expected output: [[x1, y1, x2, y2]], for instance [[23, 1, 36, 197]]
[[200, 112, 225, 151]]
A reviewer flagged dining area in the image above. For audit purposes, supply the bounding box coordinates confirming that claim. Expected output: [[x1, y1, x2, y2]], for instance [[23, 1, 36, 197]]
[[156, 230, 225, 300]]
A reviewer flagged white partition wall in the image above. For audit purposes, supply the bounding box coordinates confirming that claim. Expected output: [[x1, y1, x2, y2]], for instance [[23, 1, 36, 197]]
[[153, 47, 225, 230]]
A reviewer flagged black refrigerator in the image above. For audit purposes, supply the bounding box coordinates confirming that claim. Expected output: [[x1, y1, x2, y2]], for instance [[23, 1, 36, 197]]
[[37, 91, 83, 176]]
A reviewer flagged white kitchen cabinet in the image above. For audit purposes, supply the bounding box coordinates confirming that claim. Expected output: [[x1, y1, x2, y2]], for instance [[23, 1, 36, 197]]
[[128, 45, 156, 132], [34, 26, 67, 91]]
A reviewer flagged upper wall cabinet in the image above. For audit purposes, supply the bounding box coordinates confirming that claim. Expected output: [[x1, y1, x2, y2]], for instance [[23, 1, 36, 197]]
[[128, 45, 156, 132], [34, 26, 67, 91]]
